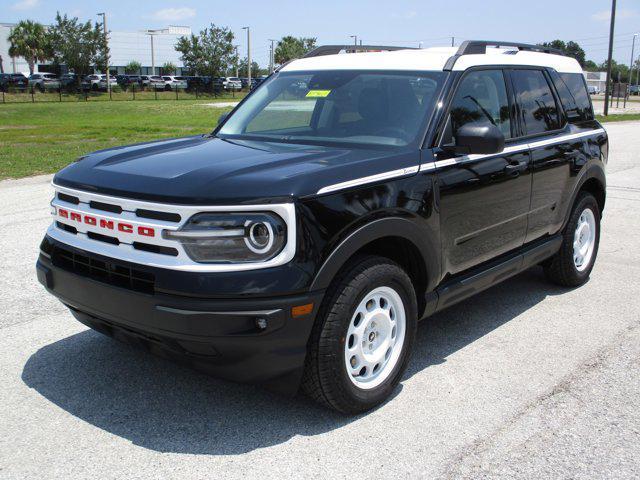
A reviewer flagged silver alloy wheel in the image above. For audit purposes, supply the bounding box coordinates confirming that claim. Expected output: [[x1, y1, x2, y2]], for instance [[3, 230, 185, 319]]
[[344, 286, 406, 390], [573, 207, 597, 272]]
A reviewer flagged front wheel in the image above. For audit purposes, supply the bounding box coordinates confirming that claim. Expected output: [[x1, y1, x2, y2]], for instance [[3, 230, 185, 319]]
[[302, 255, 417, 414], [544, 192, 601, 287]]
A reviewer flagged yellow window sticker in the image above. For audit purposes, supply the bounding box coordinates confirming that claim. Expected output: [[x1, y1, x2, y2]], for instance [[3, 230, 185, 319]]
[[306, 89, 331, 98]]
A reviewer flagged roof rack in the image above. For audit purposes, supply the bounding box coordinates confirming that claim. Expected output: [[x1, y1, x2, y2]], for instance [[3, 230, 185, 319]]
[[303, 45, 415, 58], [443, 40, 564, 71], [455, 40, 564, 56]]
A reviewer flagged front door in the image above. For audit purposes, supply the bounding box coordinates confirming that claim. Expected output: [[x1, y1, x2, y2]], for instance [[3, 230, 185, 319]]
[[435, 68, 532, 276]]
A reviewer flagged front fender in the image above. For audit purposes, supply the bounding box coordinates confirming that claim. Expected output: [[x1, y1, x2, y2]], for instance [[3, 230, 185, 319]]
[[309, 216, 439, 293]]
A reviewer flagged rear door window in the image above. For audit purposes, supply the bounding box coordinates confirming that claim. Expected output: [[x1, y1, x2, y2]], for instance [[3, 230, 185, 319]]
[[511, 69, 561, 135]]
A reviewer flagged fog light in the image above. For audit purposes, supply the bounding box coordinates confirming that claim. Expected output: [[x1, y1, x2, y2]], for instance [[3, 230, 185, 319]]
[[255, 318, 268, 330]]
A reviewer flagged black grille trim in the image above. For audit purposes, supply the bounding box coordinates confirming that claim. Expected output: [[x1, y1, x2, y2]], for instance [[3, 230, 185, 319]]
[[89, 200, 123, 214], [136, 209, 181, 223], [87, 231, 120, 245], [50, 245, 155, 294], [57, 192, 80, 205], [133, 242, 179, 256], [56, 221, 78, 234]]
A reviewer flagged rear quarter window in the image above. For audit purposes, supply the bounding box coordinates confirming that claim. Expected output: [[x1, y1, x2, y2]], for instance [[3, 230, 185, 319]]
[[552, 72, 594, 122]]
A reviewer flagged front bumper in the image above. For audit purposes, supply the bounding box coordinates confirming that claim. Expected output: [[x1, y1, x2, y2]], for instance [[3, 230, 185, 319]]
[[37, 238, 323, 394]]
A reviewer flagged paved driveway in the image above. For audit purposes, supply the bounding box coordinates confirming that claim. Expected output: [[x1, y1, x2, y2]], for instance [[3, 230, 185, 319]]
[[1, 122, 639, 479]]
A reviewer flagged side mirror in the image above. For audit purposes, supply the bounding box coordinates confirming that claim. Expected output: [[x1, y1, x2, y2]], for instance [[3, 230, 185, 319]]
[[217, 112, 229, 125], [452, 121, 505, 155]]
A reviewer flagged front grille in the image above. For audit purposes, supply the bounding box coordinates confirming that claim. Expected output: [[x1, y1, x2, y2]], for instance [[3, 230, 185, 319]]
[[49, 244, 155, 294]]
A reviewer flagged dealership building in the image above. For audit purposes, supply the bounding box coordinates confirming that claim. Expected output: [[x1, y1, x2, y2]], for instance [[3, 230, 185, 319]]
[[0, 22, 189, 76]]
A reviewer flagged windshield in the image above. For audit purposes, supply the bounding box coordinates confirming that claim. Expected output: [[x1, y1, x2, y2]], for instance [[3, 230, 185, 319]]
[[218, 70, 446, 147]]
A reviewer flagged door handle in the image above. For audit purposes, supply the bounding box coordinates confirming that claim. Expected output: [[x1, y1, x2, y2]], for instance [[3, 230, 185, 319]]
[[504, 161, 527, 176]]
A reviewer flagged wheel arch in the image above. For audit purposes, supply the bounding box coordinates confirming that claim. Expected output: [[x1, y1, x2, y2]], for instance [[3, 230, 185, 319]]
[[563, 164, 606, 230], [309, 217, 439, 316]]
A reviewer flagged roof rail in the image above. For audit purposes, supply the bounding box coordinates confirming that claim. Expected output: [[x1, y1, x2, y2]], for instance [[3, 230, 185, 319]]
[[303, 45, 415, 58], [443, 40, 565, 71], [455, 40, 564, 56]]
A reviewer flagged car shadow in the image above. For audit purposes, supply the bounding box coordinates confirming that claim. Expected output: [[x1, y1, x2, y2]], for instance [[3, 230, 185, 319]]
[[22, 267, 571, 455]]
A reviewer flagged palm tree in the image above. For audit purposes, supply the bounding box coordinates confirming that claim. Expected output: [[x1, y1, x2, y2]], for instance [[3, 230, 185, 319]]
[[8, 20, 50, 75]]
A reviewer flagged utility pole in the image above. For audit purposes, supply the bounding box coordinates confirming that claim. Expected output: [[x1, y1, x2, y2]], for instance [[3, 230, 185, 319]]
[[451, 36, 455, 47], [268, 39, 276, 73], [350, 35, 358, 49], [235, 46, 239, 77], [243, 27, 251, 88], [629, 33, 638, 86], [603, 0, 616, 116], [145, 29, 161, 76], [97, 13, 110, 94]]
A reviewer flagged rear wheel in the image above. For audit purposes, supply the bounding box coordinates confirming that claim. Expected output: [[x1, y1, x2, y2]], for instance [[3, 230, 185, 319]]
[[544, 192, 600, 287], [302, 255, 417, 414]]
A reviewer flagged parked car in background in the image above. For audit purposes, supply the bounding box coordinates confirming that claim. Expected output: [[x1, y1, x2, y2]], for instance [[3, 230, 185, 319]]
[[146, 75, 166, 90], [211, 77, 225, 90], [184, 76, 210, 91], [223, 77, 242, 90], [59, 73, 78, 89], [587, 85, 600, 95], [0, 73, 28, 91], [82, 74, 102, 91], [116, 75, 142, 90], [629, 85, 639, 96], [161, 76, 188, 91], [28, 73, 61, 91], [97, 75, 118, 91]]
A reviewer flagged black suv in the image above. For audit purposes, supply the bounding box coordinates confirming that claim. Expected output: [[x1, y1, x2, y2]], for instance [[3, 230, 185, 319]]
[[0, 73, 28, 91], [37, 41, 607, 413]]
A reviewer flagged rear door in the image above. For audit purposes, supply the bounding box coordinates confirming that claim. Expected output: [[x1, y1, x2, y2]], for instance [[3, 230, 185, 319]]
[[509, 68, 585, 242], [435, 68, 532, 275]]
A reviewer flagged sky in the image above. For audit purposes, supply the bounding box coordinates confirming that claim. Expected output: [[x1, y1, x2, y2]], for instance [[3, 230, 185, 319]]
[[4, 0, 640, 69]]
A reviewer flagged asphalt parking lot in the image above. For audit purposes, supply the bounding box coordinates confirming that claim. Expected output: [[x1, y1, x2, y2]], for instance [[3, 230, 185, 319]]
[[1, 122, 639, 479]]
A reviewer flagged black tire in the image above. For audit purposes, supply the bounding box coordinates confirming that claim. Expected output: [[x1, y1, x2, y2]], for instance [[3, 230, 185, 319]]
[[301, 255, 418, 414], [544, 192, 600, 287]]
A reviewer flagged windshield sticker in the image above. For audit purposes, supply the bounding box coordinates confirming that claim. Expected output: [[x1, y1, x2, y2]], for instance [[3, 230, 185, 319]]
[[306, 89, 331, 98]]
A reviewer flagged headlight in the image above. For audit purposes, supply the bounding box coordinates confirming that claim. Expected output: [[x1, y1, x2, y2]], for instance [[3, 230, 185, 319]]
[[163, 212, 286, 263]]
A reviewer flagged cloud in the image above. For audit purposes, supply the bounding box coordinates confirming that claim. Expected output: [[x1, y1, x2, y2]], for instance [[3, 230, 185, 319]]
[[151, 7, 196, 21], [11, 0, 39, 10], [591, 8, 637, 22]]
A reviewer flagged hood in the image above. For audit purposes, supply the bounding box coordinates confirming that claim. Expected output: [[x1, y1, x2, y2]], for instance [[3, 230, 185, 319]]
[[53, 135, 419, 204]]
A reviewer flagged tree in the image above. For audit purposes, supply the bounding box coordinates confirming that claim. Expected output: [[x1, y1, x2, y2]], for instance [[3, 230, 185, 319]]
[[598, 59, 631, 83], [274, 36, 317, 64], [540, 39, 586, 67], [48, 13, 108, 83], [175, 24, 236, 77], [0, 54, 4, 74], [237, 57, 260, 77], [583, 60, 598, 71], [162, 61, 176, 75], [7, 20, 51, 75], [124, 60, 141, 74]]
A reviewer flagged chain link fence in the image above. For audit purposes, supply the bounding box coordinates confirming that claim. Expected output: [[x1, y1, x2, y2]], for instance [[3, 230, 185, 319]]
[[0, 83, 244, 104]]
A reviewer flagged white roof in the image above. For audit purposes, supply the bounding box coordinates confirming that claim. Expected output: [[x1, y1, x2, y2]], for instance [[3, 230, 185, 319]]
[[281, 46, 583, 74]]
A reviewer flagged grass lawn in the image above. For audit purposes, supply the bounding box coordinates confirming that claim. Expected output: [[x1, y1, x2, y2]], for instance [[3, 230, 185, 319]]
[[597, 113, 640, 123], [0, 100, 233, 179]]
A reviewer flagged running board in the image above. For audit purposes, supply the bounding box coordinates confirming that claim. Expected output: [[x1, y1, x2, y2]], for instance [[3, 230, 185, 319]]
[[427, 235, 562, 315]]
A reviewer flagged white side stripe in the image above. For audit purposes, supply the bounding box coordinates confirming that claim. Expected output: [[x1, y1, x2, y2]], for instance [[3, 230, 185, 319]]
[[316, 165, 419, 195], [420, 128, 605, 171], [316, 129, 605, 194]]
